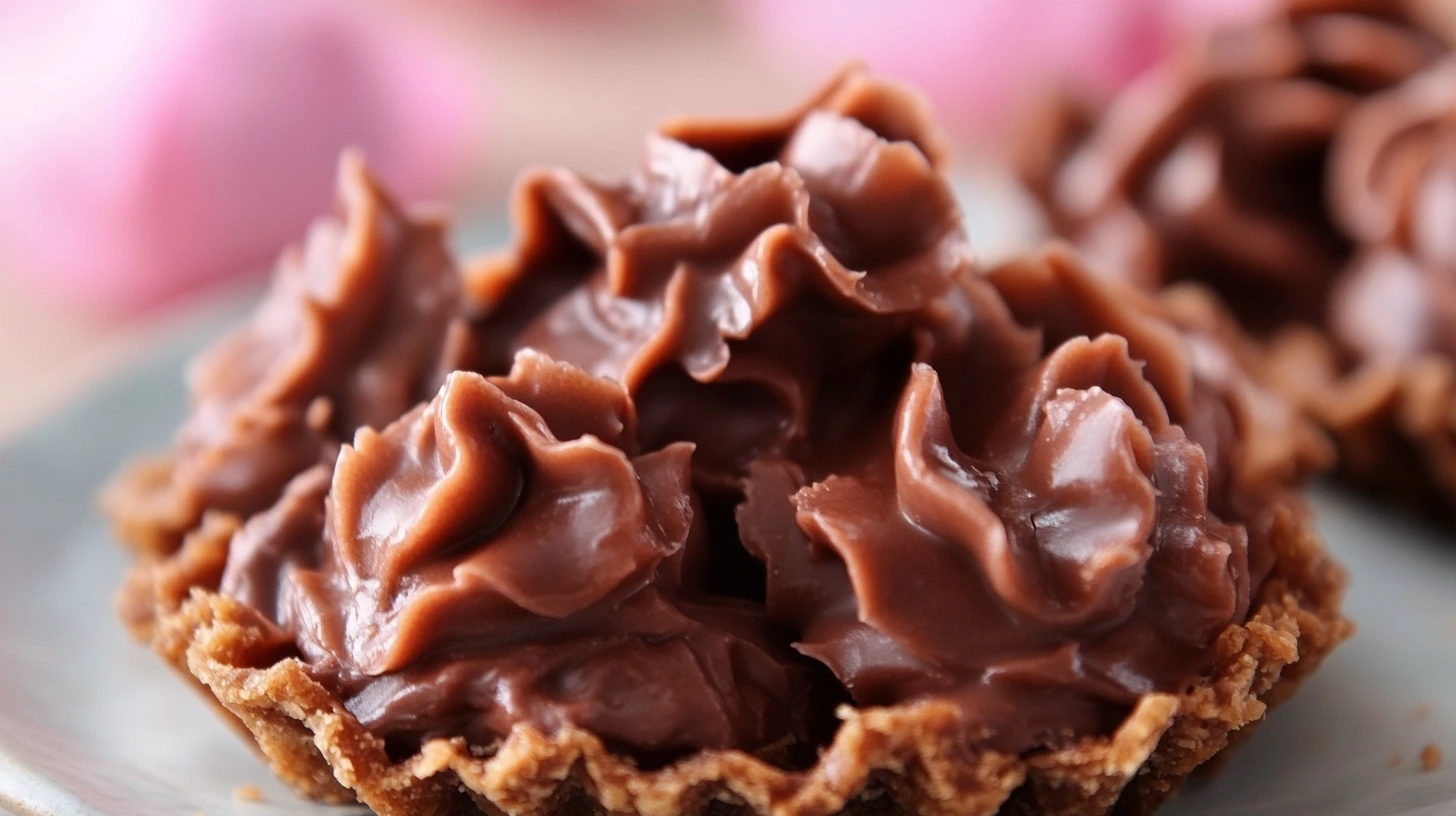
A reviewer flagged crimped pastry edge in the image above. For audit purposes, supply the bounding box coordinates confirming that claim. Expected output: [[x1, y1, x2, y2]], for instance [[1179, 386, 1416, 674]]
[[118, 489, 1349, 816], [101, 453, 198, 560], [1263, 326, 1456, 516]]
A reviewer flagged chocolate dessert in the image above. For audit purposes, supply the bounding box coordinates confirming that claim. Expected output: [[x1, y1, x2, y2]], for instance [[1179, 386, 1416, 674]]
[[1018, 0, 1444, 329], [1269, 54, 1456, 511], [1019, 0, 1456, 514], [109, 69, 1349, 815]]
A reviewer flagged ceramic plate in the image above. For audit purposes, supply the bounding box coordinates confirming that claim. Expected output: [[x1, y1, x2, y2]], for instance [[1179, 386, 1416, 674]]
[[2, 207, 1455, 816]]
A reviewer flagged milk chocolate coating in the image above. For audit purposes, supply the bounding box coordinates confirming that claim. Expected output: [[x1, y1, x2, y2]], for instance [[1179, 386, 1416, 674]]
[[171, 152, 467, 527], [462, 68, 961, 489], [1019, 0, 1444, 330], [740, 248, 1320, 753], [221, 357, 812, 756]]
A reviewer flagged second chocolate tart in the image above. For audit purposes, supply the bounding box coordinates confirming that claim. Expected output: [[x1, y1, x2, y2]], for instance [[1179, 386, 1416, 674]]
[[1019, 0, 1456, 517]]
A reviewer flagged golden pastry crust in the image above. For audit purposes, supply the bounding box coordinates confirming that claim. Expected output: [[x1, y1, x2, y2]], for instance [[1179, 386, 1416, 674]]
[[1263, 326, 1456, 515], [116, 509, 237, 642], [1158, 280, 1456, 516], [120, 490, 1348, 816], [100, 454, 197, 560]]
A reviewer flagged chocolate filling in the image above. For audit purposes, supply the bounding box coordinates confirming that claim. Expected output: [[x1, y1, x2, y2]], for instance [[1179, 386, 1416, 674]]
[[461, 70, 962, 491]]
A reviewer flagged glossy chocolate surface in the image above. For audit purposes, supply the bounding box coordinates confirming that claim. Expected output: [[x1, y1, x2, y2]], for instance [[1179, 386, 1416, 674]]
[[462, 69, 961, 489]]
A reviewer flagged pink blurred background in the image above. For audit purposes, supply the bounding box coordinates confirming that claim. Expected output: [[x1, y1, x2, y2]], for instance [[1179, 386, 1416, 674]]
[[2, 0, 1453, 440]]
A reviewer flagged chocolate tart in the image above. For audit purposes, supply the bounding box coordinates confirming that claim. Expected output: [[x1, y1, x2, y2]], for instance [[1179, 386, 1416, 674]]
[[1016, 0, 1444, 330], [111, 70, 1350, 815], [1268, 54, 1456, 514], [1018, 0, 1456, 516]]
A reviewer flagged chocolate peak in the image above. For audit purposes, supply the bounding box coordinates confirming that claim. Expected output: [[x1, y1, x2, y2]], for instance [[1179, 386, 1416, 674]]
[[659, 63, 950, 173], [1331, 56, 1456, 255], [138, 152, 466, 546], [462, 67, 964, 487], [306, 368, 681, 673]]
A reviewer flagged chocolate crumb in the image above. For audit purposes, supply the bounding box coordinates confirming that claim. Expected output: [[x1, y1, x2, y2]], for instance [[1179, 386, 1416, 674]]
[[1420, 744, 1443, 772], [233, 785, 263, 802]]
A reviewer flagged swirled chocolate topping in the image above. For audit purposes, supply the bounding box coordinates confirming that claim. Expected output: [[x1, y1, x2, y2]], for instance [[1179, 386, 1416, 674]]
[[221, 355, 812, 756], [1327, 57, 1456, 363], [462, 67, 961, 488], [157, 152, 467, 538], [1019, 0, 1445, 329], [739, 247, 1322, 753]]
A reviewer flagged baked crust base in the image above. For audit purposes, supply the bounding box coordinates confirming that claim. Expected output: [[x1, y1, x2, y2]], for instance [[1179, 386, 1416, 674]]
[[120, 492, 1348, 816], [1264, 327, 1456, 517], [101, 454, 198, 560]]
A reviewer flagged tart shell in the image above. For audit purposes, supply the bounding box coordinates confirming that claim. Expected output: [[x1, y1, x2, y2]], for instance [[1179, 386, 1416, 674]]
[[120, 490, 1350, 816], [1264, 327, 1456, 517]]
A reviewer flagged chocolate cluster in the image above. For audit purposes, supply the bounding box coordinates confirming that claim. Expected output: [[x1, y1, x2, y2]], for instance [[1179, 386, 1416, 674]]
[[1022, 0, 1456, 512], [1304, 51, 1456, 508], [110, 70, 1329, 773]]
